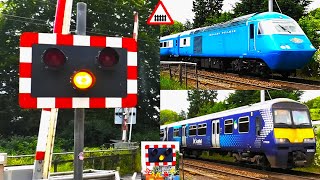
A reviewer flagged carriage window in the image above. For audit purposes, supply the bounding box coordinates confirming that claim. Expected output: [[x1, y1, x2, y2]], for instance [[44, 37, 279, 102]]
[[164, 42, 168, 47], [250, 24, 254, 39], [224, 119, 233, 134], [160, 42, 163, 47], [198, 123, 207, 136], [255, 117, 261, 135], [189, 125, 196, 136], [160, 130, 164, 138], [183, 39, 187, 45], [239, 117, 249, 133], [173, 128, 179, 137], [217, 122, 220, 134]]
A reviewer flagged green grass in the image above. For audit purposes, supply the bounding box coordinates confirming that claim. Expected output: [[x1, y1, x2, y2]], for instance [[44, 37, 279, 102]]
[[160, 73, 192, 90]]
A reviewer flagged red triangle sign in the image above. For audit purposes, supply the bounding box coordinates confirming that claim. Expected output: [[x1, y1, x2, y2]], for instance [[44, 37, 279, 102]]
[[147, 1, 174, 25]]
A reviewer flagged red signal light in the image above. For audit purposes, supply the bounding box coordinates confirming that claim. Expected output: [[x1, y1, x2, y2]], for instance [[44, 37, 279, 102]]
[[42, 48, 66, 69], [97, 47, 119, 69]]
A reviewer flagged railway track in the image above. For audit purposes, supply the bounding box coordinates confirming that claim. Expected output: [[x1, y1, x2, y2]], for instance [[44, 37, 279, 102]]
[[182, 158, 320, 180], [161, 65, 320, 90]]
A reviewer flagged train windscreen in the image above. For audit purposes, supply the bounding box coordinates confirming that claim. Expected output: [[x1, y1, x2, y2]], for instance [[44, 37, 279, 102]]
[[258, 20, 305, 35]]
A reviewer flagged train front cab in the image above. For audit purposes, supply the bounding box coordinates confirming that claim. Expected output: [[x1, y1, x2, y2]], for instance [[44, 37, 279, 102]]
[[249, 13, 316, 72], [267, 101, 316, 169]]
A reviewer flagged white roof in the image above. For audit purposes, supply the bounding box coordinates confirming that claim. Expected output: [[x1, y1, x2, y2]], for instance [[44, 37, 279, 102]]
[[160, 98, 298, 129]]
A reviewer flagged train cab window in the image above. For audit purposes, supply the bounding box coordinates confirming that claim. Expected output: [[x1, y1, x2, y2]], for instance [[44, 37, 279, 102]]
[[239, 117, 249, 133], [292, 110, 311, 126], [250, 24, 254, 39], [274, 109, 292, 125], [173, 128, 180, 137], [189, 125, 197, 136], [255, 117, 261, 135], [224, 119, 233, 134], [198, 123, 207, 136]]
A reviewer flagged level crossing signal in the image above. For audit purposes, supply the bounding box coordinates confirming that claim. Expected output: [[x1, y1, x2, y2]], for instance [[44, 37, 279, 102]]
[[19, 32, 138, 109]]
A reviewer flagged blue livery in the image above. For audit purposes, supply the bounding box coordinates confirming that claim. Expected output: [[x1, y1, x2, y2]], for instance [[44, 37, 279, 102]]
[[160, 98, 316, 169], [160, 12, 317, 76]]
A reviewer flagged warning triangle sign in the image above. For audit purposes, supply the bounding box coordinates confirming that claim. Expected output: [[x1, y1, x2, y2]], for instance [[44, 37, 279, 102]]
[[147, 1, 174, 25]]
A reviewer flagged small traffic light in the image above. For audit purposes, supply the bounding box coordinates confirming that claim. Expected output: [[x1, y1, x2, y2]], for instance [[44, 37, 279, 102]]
[[42, 48, 66, 70], [147, 148, 173, 163], [71, 70, 96, 90], [19, 32, 137, 108], [97, 47, 119, 69]]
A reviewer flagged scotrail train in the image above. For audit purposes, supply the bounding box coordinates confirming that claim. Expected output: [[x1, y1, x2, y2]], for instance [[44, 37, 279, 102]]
[[160, 98, 316, 169], [160, 12, 317, 77]]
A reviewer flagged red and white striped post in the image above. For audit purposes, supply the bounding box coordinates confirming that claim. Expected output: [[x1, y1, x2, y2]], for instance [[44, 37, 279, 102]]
[[122, 108, 129, 142], [133, 11, 139, 41], [33, 0, 73, 179]]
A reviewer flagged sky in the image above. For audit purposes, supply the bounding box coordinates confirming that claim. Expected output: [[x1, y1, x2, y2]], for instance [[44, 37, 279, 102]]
[[160, 90, 320, 114], [161, 0, 320, 23]]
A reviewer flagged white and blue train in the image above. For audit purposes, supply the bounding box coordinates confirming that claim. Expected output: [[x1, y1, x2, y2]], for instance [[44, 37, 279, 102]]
[[160, 12, 317, 77], [160, 98, 316, 169]]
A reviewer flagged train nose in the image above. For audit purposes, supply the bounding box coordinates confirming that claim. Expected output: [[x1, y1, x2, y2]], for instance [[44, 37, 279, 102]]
[[266, 49, 316, 71]]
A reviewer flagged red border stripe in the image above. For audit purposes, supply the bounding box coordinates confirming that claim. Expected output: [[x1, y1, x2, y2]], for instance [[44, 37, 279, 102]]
[[55, 98, 73, 108], [19, 63, 32, 78], [89, 98, 106, 108], [19, 93, 37, 108], [54, 0, 67, 33], [20, 32, 38, 47], [57, 34, 73, 45], [90, 36, 106, 47], [122, 94, 137, 107], [122, 38, 137, 52], [35, 151, 45, 160], [127, 66, 137, 80]]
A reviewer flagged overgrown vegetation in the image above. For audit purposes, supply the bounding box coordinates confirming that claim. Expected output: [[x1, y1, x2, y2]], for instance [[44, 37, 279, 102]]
[[160, 73, 192, 90]]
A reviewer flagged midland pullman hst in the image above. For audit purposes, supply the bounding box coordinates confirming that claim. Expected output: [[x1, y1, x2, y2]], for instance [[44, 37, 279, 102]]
[[160, 12, 317, 77], [160, 98, 316, 169]]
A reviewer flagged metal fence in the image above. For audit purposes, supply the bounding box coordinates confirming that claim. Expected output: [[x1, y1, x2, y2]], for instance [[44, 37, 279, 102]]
[[7, 148, 139, 174]]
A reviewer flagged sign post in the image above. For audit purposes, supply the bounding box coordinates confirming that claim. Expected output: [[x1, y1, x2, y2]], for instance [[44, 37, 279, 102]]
[[74, 2, 87, 180]]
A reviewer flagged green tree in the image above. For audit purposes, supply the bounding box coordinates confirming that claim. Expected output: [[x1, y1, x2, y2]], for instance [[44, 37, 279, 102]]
[[204, 12, 234, 26], [187, 90, 218, 118], [184, 19, 193, 31], [160, 20, 185, 36], [198, 101, 229, 116], [227, 90, 303, 108], [298, 8, 320, 77], [0, 0, 160, 145], [160, 110, 180, 125], [192, 0, 224, 28], [233, 0, 311, 21], [178, 110, 187, 120], [305, 96, 320, 120]]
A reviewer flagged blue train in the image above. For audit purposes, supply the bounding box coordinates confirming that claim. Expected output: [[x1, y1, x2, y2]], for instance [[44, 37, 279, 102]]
[[160, 98, 316, 169], [160, 12, 317, 77]]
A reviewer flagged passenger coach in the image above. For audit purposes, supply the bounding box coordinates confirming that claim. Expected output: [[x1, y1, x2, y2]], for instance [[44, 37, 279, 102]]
[[160, 98, 316, 169]]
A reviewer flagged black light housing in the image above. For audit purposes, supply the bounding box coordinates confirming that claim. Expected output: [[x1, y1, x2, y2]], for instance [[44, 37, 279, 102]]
[[42, 48, 66, 70], [151, 149, 158, 156], [97, 47, 119, 69]]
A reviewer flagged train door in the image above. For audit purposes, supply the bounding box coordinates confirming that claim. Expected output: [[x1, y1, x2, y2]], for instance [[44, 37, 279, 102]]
[[182, 125, 187, 147], [173, 37, 180, 56], [211, 120, 220, 148], [248, 23, 255, 52]]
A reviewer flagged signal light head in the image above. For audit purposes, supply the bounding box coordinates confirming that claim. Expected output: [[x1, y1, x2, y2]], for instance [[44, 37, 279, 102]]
[[159, 154, 165, 161], [97, 47, 119, 69], [71, 70, 96, 90], [42, 48, 66, 69], [151, 149, 158, 156], [165, 148, 172, 156]]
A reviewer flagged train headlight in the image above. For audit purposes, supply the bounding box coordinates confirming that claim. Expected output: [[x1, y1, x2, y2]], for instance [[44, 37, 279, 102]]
[[303, 138, 315, 143], [275, 138, 290, 143]]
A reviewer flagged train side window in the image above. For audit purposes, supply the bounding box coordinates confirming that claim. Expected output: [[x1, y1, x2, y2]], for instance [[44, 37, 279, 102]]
[[160, 130, 164, 138], [224, 119, 233, 134], [160, 42, 163, 47], [250, 24, 254, 39], [173, 128, 179, 137], [239, 116, 249, 133], [217, 122, 220, 134], [164, 42, 168, 47], [183, 39, 187, 45], [198, 123, 207, 136], [255, 117, 261, 135], [189, 125, 196, 136]]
